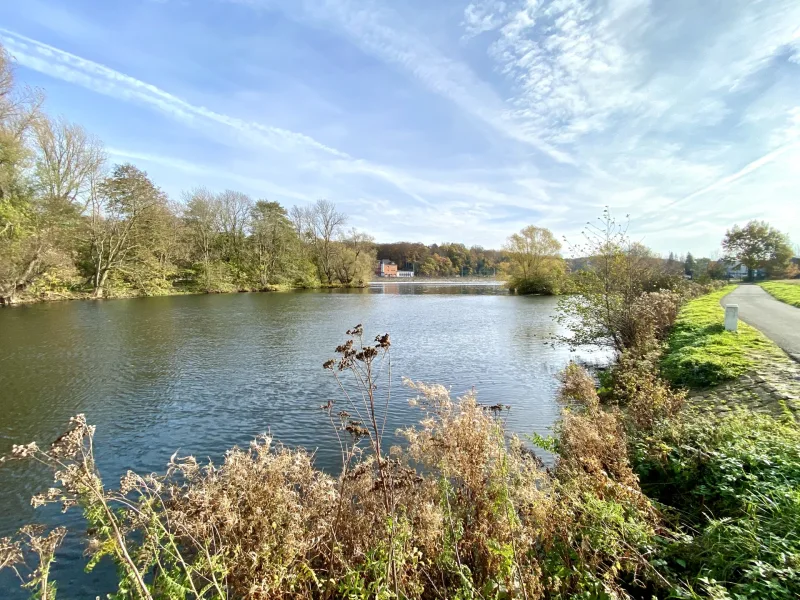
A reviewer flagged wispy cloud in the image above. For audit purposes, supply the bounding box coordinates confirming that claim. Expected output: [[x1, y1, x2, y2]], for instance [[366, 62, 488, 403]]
[[3, 0, 799, 252], [229, 0, 574, 164], [0, 28, 532, 213], [670, 143, 800, 208], [0, 28, 351, 159], [106, 147, 316, 202]]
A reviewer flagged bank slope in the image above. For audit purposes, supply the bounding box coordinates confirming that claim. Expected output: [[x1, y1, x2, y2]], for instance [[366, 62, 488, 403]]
[[661, 285, 783, 388]]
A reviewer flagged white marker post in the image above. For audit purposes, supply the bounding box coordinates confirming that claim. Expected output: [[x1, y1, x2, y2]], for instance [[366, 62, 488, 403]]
[[724, 304, 739, 332]]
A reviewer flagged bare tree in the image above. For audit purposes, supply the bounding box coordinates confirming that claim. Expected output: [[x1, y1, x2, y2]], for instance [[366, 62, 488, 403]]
[[33, 116, 106, 209], [292, 199, 346, 284], [216, 190, 252, 261], [183, 187, 220, 291]]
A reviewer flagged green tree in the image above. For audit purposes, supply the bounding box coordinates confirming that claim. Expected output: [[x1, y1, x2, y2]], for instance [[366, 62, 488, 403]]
[[249, 200, 305, 288], [504, 225, 565, 294], [722, 220, 793, 280], [684, 252, 695, 277], [0, 47, 46, 304], [183, 187, 220, 291], [82, 164, 168, 297], [332, 228, 376, 286]]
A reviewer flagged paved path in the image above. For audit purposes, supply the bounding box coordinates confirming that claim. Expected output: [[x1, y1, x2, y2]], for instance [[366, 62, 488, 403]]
[[722, 285, 800, 362]]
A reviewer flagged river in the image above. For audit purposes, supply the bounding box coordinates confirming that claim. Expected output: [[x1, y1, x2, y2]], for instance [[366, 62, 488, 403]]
[[0, 283, 601, 597]]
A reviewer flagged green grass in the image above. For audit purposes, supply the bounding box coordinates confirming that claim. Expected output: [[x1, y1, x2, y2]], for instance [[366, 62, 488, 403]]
[[759, 281, 800, 308], [661, 285, 782, 388], [633, 409, 800, 598]]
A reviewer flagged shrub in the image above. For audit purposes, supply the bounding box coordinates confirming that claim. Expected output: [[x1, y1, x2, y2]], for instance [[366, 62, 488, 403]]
[[557, 210, 686, 353], [550, 363, 663, 598], [508, 273, 562, 295], [610, 348, 686, 431], [1, 337, 673, 600]]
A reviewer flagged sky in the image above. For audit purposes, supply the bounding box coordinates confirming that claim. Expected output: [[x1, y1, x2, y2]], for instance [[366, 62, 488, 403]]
[[1, 0, 799, 256]]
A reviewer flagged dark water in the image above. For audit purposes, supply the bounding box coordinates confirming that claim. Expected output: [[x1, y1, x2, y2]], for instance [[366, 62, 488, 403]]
[[0, 284, 601, 597]]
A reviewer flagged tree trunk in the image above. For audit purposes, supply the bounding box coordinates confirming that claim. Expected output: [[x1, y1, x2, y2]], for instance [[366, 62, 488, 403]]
[[0, 252, 42, 307], [0, 293, 15, 306], [93, 269, 108, 298]]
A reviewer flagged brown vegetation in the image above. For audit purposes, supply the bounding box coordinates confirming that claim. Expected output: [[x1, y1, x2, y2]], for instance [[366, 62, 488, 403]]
[[2, 326, 671, 599]]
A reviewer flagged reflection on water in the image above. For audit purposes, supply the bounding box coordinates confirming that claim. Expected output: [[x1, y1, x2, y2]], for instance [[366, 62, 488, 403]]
[[369, 281, 508, 295], [0, 285, 605, 597]]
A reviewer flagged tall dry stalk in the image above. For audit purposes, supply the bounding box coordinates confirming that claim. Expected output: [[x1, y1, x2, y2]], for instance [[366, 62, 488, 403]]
[[323, 324, 399, 592]]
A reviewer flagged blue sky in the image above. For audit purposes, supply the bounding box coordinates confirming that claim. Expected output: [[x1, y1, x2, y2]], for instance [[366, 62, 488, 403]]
[[1, 0, 799, 255]]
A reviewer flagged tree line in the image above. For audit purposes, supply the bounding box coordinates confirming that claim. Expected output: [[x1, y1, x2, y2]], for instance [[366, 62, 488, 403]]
[[2, 44, 796, 305], [373, 242, 505, 277], [500, 217, 795, 296], [0, 47, 377, 305]]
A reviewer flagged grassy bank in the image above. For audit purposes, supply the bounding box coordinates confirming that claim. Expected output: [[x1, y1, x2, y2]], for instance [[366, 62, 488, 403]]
[[632, 406, 800, 598], [618, 287, 800, 598], [759, 280, 800, 308], [661, 285, 782, 388]]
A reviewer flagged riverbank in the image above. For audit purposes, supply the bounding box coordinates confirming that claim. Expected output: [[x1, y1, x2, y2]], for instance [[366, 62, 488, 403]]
[[618, 285, 800, 597], [0, 281, 366, 307], [4, 279, 510, 307]]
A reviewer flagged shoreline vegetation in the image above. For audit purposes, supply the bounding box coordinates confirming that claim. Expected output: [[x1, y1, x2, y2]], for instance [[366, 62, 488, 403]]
[[3, 44, 796, 307], [4, 213, 799, 599]]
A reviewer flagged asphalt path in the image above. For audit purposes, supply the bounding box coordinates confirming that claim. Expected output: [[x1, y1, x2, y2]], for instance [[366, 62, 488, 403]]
[[721, 284, 800, 362]]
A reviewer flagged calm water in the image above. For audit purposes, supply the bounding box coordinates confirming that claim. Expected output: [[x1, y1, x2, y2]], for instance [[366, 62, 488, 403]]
[[0, 284, 600, 597]]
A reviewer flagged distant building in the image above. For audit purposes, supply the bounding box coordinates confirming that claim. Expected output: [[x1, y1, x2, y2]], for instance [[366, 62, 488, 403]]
[[724, 262, 765, 279], [376, 259, 414, 278], [376, 259, 398, 277]]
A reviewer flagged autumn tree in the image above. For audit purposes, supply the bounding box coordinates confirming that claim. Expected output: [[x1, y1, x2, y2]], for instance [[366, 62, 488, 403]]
[[722, 220, 793, 280], [557, 209, 682, 353], [504, 225, 566, 294]]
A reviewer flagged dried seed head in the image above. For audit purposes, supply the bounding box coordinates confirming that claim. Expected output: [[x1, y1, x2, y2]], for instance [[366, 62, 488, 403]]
[[11, 442, 38, 458]]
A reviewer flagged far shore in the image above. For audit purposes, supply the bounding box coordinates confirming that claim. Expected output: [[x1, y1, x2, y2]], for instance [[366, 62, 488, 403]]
[[370, 277, 505, 284]]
